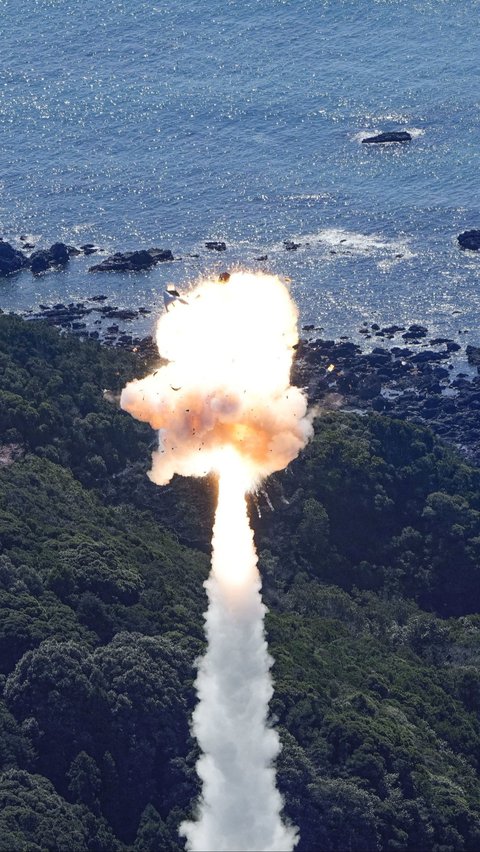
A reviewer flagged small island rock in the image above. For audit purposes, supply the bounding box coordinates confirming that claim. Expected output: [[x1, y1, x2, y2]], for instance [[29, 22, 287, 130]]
[[30, 242, 71, 274], [362, 131, 412, 144], [458, 230, 480, 251], [205, 241, 227, 252]]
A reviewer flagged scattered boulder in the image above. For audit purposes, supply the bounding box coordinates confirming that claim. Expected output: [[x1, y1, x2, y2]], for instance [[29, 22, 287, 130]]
[[458, 230, 480, 251], [381, 325, 405, 335], [0, 241, 29, 276], [357, 375, 382, 400], [402, 324, 428, 340], [362, 131, 412, 144], [466, 345, 480, 366], [410, 350, 449, 364], [100, 307, 138, 320], [205, 241, 227, 252], [284, 240, 301, 251]]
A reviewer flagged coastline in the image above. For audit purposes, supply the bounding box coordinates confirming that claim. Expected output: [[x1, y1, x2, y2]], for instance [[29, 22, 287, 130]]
[[6, 299, 480, 468], [295, 331, 480, 467]]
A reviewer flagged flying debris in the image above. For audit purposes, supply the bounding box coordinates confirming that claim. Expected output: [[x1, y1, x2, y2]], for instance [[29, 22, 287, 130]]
[[163, 285, 189, 311], [102, 389, 119, 404]]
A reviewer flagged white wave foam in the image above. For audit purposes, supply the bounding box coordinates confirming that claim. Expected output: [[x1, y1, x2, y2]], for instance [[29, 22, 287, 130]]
[[406, 127, 425, 138], [316, 228, 414, 260]]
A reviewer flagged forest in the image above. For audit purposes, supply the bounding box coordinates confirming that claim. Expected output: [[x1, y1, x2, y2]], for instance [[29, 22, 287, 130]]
[[1, 313, 480, 850]]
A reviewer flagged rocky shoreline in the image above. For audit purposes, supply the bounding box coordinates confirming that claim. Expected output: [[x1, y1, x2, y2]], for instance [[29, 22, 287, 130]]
[[294, 328, 480, 466], [22, 298, 158, 359], [2, 224, 479, 466], [15, 297, 480, 468]]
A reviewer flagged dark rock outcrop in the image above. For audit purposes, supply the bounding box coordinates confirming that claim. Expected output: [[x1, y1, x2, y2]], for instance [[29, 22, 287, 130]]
[[362, 131, 412, 144], [402, 324, 428, 340], [284, 240, 301, 251], [89, 247, 173, 272], [30, 242, 70, 274], [205, 241, 227, 252], [0, 241, 29, 276], [30, 250, 52, 274], [466, 345, 480, 366], [49, 242, 70, 265], [458, 230, 480, 251], [100, 307, 138, 320]]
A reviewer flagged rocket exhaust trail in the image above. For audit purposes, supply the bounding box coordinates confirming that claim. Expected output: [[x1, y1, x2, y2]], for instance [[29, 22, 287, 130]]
[[121, 271, 311, 851], [180, 453, 297, 851]]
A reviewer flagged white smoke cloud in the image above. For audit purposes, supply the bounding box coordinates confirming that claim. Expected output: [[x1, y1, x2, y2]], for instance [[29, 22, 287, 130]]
[[121, 271, 309, 851], [120, 271, 312, 488]]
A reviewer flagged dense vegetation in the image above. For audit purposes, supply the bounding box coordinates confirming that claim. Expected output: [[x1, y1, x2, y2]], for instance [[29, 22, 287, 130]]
[[1, 313, 480, 850]]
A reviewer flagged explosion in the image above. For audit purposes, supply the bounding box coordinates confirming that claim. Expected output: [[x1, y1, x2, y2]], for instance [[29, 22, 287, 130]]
[[121, 270, 312, 850]]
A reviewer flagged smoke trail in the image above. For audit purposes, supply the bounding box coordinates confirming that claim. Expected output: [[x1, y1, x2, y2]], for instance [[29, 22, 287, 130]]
[[121, 271, 311, 851], [179, 454, 297, 851]]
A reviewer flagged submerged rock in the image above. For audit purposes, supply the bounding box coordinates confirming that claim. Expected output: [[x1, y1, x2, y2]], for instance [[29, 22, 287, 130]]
[[362, 131, 412, 144], [458, 230, 480, 251]]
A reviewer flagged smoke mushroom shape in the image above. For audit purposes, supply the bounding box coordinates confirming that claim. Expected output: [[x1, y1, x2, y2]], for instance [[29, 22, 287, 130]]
[[121, 271, 312, 851]]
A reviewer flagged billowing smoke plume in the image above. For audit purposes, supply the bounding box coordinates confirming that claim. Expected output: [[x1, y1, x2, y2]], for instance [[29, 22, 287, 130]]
[[120, 271, 311, 487], [121, 271, 311, 851]]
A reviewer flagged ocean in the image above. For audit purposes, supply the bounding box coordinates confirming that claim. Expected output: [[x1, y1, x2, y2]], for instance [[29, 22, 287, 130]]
[[1, 0, 479, 345]]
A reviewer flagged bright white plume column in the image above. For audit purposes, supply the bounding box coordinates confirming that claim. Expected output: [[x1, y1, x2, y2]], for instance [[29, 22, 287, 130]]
[[180, 467, 298, 852]]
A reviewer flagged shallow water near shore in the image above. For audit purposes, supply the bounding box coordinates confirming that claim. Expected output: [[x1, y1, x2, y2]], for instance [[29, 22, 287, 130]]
[[0, 0, 479, 344]]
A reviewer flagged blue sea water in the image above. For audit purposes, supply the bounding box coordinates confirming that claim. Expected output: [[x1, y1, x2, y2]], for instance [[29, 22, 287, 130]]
[[0, 0, 479, 344]]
